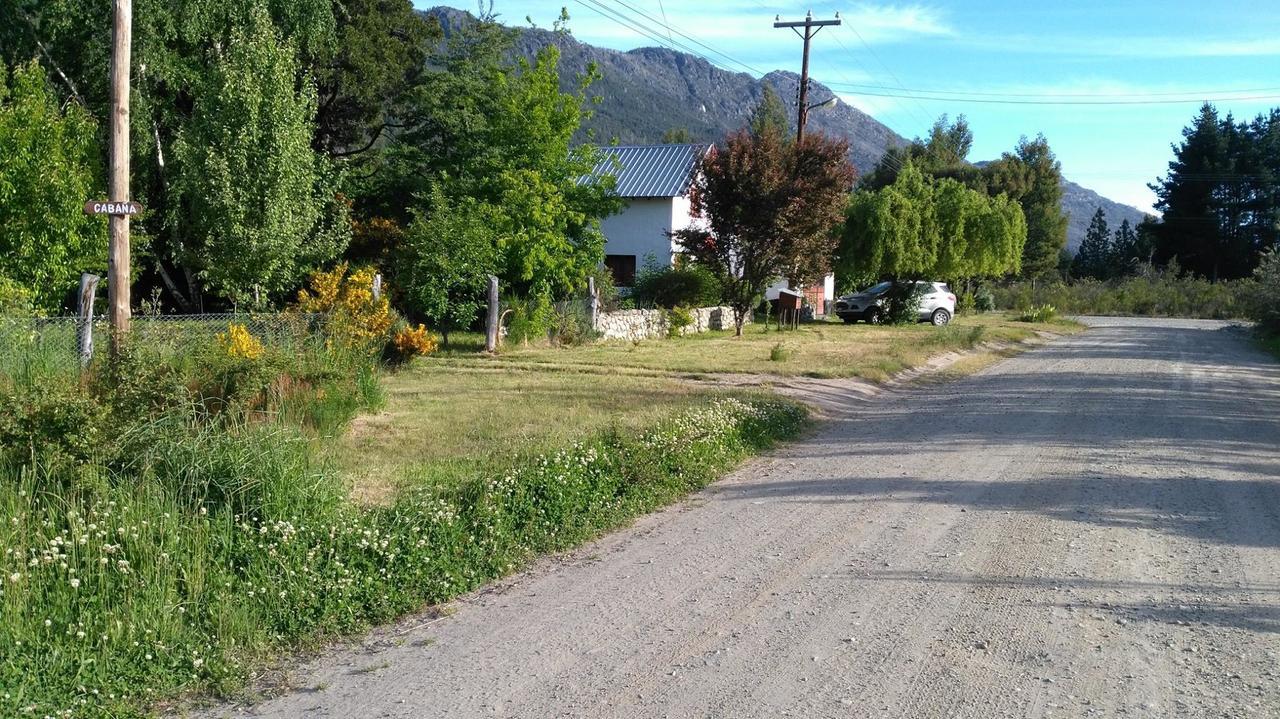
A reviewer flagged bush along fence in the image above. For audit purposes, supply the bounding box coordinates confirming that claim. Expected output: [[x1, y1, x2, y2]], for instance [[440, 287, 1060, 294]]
[[0, 396, 807, 718]]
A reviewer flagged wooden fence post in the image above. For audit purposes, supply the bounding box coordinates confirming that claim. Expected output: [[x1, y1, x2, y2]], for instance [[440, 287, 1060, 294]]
[[587, 276, 599, 331], [372, 273, 382, 302], [77, 273, 100, 368], [484, 275, 499, 353]]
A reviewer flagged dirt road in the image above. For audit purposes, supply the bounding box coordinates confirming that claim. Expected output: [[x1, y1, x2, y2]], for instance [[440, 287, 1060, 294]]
[[213, 317, 1280, 718]]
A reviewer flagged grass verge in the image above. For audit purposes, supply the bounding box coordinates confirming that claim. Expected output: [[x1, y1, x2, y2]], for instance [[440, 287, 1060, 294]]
[[0, 396, 806, 718], [479, 314, 1080, 381]]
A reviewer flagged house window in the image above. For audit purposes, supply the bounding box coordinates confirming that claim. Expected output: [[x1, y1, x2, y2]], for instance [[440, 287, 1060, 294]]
[[604, 254, 637, 287]]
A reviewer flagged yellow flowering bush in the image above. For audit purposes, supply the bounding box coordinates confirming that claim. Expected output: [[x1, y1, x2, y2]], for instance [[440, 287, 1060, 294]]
[[391, 323, 438, 360], [217, 323, 265, 360], [296, 263, 394, 354]]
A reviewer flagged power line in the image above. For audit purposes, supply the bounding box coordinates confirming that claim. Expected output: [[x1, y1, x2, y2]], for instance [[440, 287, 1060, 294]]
[[819, 85, 1280, 105], [825, 82, 1280, 99]]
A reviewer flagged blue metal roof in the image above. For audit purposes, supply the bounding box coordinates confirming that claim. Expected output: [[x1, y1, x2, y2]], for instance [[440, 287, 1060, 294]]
[[589, 144, 711, 198]]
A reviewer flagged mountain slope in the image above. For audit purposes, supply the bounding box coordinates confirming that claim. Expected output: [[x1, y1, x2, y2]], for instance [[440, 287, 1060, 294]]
[[1059, 180, 1150, 253], [427, 7, 1152, 253]]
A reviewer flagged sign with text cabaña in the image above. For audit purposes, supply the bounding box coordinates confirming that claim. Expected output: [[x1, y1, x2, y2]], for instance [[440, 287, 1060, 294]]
[[83, 201, 143, 216]]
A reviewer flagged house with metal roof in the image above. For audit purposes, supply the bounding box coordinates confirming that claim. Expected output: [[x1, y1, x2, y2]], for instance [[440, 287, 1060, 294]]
[[590, 144, 711, 287]]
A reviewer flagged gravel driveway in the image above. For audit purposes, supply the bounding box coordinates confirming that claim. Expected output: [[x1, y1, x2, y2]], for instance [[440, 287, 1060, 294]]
[[211, 317, 1280, 719]]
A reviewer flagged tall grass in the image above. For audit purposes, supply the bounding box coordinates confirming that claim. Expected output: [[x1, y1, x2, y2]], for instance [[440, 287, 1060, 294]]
[[0, 396, 806, 718]]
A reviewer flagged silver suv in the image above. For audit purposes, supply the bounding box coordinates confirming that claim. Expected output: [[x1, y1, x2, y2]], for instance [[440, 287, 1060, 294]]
[[833, 281, 957, 326]]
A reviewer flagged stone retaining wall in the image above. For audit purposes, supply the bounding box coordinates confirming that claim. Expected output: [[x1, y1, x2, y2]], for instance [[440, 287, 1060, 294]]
[[595, 306, 747, 342]]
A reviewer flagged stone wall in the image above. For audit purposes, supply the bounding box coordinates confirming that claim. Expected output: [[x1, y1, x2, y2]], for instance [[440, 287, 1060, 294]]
[[595, 306, 747, 342]]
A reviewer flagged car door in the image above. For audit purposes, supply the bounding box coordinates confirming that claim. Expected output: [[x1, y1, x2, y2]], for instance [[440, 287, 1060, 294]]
[[917, 282, 939, 320]]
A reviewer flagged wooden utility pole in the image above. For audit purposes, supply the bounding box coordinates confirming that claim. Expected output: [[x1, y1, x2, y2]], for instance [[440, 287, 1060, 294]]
[[484, 275, 500, 353], [774, 11, 841, 143], [108, 0, 133, 348]]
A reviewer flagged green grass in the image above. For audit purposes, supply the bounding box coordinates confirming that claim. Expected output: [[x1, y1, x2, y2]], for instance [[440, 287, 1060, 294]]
[[335, 364, 724, 502], [0, 396, 805, 719], [1259, 332, 1280, 360], [474, 314, 1078, 381]]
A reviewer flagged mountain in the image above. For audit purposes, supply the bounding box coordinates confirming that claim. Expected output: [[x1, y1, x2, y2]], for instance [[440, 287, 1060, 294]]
[[426, 7, 1152, 252], [1058, 180, 1151, 253]]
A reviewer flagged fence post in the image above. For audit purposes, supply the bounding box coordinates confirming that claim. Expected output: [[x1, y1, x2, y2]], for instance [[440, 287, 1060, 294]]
[[372, 273, 383, 302], [587, 276, 600, 331], [484, 275, 499, 353], [77, 273, 100, 368]]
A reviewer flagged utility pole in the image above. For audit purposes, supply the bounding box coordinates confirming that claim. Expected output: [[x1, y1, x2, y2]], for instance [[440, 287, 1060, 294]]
[[774, 11, 841, 143], [108, 0, 133, 348]]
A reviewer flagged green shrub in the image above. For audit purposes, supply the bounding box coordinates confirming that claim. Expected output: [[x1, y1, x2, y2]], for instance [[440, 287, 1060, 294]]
[[0, 396, 807, 718], [1250, 248, 1280, 333], [992, 272, 1255, 319], [632, 262, 722, 309], [882, 282, 928, 325], [974, 289, 996, 313], [769, 342, 794, 362], [665, 306, 694, 338], [1017, 305, 1057, 322]]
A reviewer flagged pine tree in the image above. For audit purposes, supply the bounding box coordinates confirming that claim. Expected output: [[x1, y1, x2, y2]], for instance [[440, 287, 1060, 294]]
[[1109, 219, 1140, 276], [1072, 208, 1111, 280], [1010, 136, 1069, 280], [748, 84, 790, 140]]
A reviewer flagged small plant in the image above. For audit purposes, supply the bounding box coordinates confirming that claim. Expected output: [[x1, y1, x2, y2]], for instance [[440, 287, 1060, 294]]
[[389, 324, 438, 361], [974, 290, 996, 313], [217, 322, 265, 360], [666, 306, 694, 338], [1017, 304, 1057, 323], [769, 342, 794, 362]]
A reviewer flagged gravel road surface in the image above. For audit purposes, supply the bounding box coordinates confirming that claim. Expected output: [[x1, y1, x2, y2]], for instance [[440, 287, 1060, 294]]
[[211, 317, 1280, 718]]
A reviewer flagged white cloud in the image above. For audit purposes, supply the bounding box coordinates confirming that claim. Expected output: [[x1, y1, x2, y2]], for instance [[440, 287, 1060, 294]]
[[842, 3, 953, 43]]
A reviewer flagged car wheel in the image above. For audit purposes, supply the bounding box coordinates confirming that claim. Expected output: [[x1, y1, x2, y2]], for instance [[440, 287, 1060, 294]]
[[931, 308, 952, 326], [866, 308, 883, 325]]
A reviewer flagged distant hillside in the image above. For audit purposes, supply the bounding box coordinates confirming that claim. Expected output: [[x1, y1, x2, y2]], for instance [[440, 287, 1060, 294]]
[[427, 6, 1152, 252], [1059, 180, 1151, 253]]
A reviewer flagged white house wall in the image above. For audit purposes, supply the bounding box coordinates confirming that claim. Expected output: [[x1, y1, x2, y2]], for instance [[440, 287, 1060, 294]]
[[600, 197, 680, 270]]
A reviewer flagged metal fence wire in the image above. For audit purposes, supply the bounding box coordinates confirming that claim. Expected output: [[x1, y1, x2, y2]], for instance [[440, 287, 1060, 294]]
[[0, 313, 326, 376]]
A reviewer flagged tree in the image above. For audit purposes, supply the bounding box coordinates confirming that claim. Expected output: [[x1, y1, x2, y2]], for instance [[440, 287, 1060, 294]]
[[839, 160, 1025, 289], [312, 0, 438, 161], [1006, 135, 1069, 279], [1109, 218, 1141, 275], [0, 61, 105, 312], [748, 84, 790, 139], [1149, 103, 1278, 280], [397, 189, 497, 345], [673, 128, 855, 335], [860, 115, 982, 191], [661, 127, 694, 143], [171, 6, 347, 305], [1072, 208, 1112, 280]]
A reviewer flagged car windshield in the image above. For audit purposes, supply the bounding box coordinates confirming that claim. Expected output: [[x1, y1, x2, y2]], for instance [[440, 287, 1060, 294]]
[[861, 281, 892, 294]]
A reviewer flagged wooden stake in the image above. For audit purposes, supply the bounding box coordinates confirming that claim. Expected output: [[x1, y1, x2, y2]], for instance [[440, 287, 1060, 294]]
[[77, 273, 100, 369], [484, 275, 499, 353], [108, 0, 133, 350]]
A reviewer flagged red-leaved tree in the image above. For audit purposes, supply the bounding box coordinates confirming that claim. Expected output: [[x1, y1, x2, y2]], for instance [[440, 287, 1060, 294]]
[[673, 128, 854, 335]]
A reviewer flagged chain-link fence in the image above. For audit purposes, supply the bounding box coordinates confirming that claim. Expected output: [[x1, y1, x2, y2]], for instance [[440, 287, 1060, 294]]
[[0, 313, 325, 377]]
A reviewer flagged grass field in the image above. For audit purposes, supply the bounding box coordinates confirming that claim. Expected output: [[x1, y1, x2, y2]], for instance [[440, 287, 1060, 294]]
[[472, 314, 1079, 380], [336, 313, 1081, 501]]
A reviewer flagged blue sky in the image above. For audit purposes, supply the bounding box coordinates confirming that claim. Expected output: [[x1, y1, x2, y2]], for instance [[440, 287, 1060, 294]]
[[422, 2, 1280, 213]]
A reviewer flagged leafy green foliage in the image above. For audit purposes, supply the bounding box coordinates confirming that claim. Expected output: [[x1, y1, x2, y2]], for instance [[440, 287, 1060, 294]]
[[172, 7, 347, 305], [748, 84, 790, 139], [0, 391, 804, 718], [397, 190, 498, 343], [1250, 248, 1280, 332], [1017, 305, 1057, 322], [1072, 208, 1112, 280], [675, 127, 855, 335], [632, 261, 723, 309], [994, 271, 1256, 319], [0, 61, 104, 312], [664, 306, 694, 338], [839, 161, 1025, 286]]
